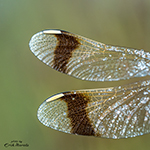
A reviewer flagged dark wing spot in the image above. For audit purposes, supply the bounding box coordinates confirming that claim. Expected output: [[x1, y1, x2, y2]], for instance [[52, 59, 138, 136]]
[[61, 92, 95, 136], [54, 31, 80, 73]]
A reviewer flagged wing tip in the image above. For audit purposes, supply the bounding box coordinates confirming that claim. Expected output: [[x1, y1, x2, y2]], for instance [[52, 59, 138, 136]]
[[43, 29, 62, 34], [46, 93, 64, 102]]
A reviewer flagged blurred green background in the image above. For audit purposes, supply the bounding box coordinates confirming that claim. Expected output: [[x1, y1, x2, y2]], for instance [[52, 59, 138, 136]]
[[1, 0, 150, 150]]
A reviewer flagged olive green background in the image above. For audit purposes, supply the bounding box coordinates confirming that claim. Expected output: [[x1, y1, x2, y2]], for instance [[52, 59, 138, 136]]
[[1, 0, 150, 150]]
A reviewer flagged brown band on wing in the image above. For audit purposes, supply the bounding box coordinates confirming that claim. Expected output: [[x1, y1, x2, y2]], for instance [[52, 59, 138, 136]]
[[54, 31, 80, 73], [61, 92, 95, 136]]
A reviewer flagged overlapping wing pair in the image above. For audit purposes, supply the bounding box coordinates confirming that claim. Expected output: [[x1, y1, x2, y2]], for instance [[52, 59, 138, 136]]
[[29, 29, 150, 139]]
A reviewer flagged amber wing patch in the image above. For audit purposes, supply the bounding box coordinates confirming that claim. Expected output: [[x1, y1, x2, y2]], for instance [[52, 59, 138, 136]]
[[61, 92, 95, 135], [54, 31, 80, 73]]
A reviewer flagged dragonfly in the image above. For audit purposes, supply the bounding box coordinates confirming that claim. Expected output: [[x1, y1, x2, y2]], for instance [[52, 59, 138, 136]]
[[29, 29, 150, 139]]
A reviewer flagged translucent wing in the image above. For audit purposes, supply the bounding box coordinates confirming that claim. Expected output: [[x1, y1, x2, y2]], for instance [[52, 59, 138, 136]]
[[37, 79, 150, 139], [29, 29, 150, 81]]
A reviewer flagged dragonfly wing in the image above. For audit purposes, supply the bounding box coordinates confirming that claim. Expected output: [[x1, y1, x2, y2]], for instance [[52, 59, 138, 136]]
[[29, 29, 150, 81], [37, 79, 150, 139]]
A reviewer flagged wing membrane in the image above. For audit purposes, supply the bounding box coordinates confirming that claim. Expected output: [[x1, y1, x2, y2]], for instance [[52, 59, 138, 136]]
[[29, 29, 150, 81], [30, 29, 150, 138], [37, 79, 150, 139]]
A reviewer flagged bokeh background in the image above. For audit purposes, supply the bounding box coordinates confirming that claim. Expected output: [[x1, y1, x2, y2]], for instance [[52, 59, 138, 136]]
[[1, 0, 150, 150]]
